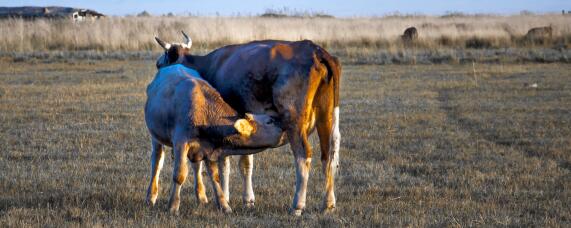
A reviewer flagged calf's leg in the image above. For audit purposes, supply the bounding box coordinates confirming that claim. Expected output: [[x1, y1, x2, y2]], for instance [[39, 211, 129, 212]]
[[168, 141, 190, 214], [205, 159, 232, 213], [146, 140, 165, 206], [190, 161, 208, 204], [219, 156, 231, 203]]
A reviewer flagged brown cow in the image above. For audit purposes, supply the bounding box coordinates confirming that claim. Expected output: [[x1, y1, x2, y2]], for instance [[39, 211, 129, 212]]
[[145, 64, 285, 213], [402, 27, 419, 43], [154, 32, 341, 216]]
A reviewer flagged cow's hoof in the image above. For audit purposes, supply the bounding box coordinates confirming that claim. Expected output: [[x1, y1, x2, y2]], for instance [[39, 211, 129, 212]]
[[221, 207, 233, 214], [146, 195, 158, 207], [244, 200, 255, 209], [290, 208, 303, 216], [146, 199, 155, 207]]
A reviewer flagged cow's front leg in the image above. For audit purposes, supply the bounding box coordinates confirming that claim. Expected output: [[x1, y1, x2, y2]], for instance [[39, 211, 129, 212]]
[[168, 141, 190, 214], [205, 158, 232, 213], [239, 154, 255, 208], [219, 156, 231, 203], [190, 161, 208, 204], [146, 140, 165, 206]]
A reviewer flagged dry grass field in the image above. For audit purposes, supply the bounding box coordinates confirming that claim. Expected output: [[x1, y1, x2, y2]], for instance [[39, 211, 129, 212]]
[[0, 57, 569, 226], [1, 14, 571, 52]]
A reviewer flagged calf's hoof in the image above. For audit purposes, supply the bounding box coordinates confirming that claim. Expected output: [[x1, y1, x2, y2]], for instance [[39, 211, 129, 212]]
[[323, 205, 336, 214], [169, 207, 179, 215], [198, 197, 209, 205]]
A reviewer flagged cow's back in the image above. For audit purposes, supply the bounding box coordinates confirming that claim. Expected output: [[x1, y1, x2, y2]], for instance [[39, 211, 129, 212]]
[[204, 40, 319, 114]]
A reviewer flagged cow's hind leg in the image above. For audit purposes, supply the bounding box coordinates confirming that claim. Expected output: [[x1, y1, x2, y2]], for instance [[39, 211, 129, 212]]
[[239, 154, 255, 208], [316, 106, 340, 212], [288, 129, 313, 216], [146, 140, 165, 206], [168, 141, 190, 214], [190, 161, 208, 204]]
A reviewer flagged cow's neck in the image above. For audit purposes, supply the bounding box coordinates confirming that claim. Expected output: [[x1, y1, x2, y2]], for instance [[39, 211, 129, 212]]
[[182, 54, 217, 84]]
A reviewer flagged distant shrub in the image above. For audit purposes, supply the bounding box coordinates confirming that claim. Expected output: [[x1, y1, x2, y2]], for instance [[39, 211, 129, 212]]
[[259, 13, 287, 18], [259, 7, 334, 18], [466, 37, 492, 49], [137, 11, 151, 17], [438, 36, 454, 46], [441, 11, 467, 18]]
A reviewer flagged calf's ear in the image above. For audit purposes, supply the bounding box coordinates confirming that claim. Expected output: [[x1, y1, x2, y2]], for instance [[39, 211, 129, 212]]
[[234, 119, 254, 137], [245, 113, 255, 121]]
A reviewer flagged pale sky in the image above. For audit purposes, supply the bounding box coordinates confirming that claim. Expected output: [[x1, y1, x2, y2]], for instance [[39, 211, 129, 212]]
[[1, 0, 570, 17]]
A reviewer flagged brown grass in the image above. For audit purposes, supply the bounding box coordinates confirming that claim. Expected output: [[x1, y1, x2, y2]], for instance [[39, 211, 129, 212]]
[[1, 14, 571, 52], [0, 59, 569, 226]]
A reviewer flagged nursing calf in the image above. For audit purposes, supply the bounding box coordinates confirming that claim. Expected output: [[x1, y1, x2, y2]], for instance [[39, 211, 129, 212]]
[[144, 64, 284, 214]]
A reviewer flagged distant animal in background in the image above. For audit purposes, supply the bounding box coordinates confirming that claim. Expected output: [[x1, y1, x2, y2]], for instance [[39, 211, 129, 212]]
[[523, 82, 538, 88], [525, 26, 553, 42], [402, 27, 419, 44]]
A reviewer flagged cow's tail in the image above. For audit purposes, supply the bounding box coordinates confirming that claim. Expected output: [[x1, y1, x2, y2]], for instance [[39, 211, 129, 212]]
[[315, 46, 341, 209], [316, 47, 340, 107]]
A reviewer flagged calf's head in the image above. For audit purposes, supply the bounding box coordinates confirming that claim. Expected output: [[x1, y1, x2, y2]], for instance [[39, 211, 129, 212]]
[[233, 113, 285, 148], [155, 31, 192, 69]]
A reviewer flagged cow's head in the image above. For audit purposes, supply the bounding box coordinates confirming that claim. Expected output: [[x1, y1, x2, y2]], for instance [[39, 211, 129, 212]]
[[155, 31, 192, 69], [234, 113, 286, 148]]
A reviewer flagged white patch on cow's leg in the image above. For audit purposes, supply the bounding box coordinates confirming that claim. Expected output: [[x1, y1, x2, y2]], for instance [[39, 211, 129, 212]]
[[239, 155, 255, 208], [206, 159, 232, 213], [292, 156, 311, 216], [168, 142, 189, 214], [324, 106, 340, 211], [168, 182, 182, 215], [191, 161, 208, 204], [146, 140, 164, 206], [220, 156, 231, 203]]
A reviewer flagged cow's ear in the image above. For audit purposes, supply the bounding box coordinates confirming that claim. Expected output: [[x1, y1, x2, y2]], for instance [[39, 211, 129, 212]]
[[234, 119, 253, 137]]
